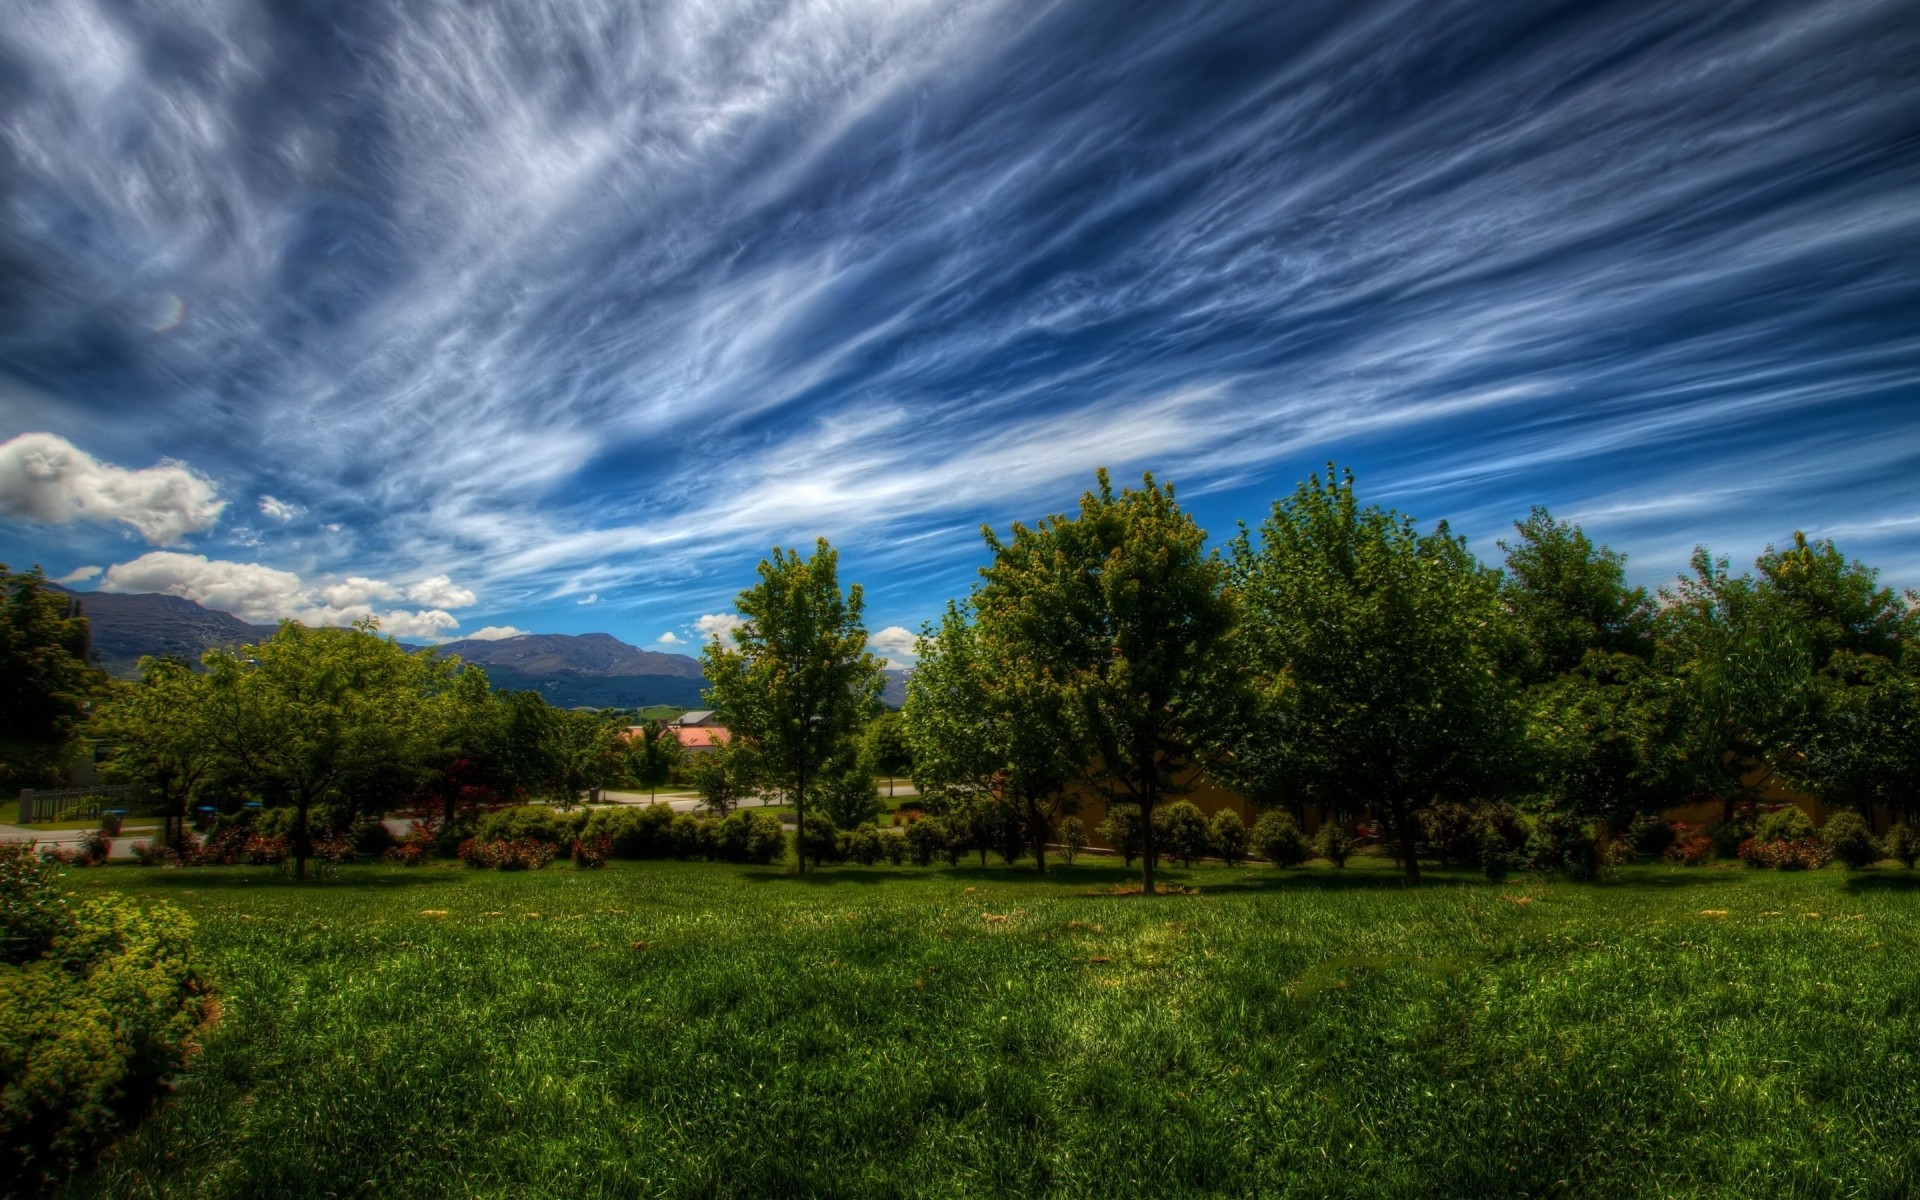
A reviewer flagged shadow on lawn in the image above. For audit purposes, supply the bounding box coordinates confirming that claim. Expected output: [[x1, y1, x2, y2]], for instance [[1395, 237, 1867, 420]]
[[92, 865, 467, 892], [1842, 871, 1920, 893]]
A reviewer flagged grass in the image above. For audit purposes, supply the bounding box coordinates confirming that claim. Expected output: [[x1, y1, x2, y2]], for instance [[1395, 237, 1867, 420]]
[[0, 795, 160, 831], [52, 857, 1920, 1199]]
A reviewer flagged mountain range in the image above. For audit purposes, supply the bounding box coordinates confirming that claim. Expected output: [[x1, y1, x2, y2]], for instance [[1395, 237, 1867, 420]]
[[68, 589, 907, 709]]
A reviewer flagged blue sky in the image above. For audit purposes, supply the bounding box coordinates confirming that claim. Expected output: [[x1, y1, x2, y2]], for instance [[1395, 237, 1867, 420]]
[[1, 0, 1916, 659]]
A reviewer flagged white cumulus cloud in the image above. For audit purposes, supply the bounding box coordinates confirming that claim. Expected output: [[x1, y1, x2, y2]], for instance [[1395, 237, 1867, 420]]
[[53, 565, 102, 585], [656, 631, 683, 645], [694, 613, 746, 646], [258, 495, 304, 522], [867, 625, 919, 664], [406, 574, 478, 608], [99, 551, 467, 638], [0, 433, 224, 545], [462, 625, 529, 641]]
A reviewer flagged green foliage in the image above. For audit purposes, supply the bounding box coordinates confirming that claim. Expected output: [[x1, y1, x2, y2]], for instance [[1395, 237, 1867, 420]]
[[1097, 806, 1143, 868], [1059, 816, 1088, 866], [903, 817, 947, 867], [1819, 811, 1880, 870], [976, 470, 1238, 893], [584, 805, 677, 859], [1227, 466, 1521, 884], [862, 711, 913, 780], [0, 565, 107, 793], [1208, 809, 1247, 867], [1755, 532, 1915, 668], [1, 878, 200, 1192], [687, 737, 759, 815], [1159, 801, 1211, 867], [1312, 821, 1356, 868], [1525, 651, 1690, 825], [474, 805, 589, 848], [815, 755, 882, 830], [798, 811, 842, 867], [1793, 651, 1920, 823], [846, 825, 883, 866], [701, 539, 884, 873], [1527, 812, 1599, 880], [1250, 810, 1308, 868], [1418, 801, 1480, 870], [1881, 822, 1917, 869], [1, 843, 73, 965], [1499, 508, 1654, 681], [1754, 806, 1815, 845], [1627, 813, 1677, 858]]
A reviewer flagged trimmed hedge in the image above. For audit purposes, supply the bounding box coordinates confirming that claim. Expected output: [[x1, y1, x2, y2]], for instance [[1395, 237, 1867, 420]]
[[1, 845, 203, 1193]]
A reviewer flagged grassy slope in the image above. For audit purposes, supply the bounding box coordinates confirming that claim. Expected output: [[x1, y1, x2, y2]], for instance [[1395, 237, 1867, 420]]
[[56, 859, 1920, 1199]]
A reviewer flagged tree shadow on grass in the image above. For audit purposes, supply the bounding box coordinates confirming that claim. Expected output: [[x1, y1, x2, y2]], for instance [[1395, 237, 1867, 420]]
[[95, 868, 468, 892], [1843, 871, 1920, 893]]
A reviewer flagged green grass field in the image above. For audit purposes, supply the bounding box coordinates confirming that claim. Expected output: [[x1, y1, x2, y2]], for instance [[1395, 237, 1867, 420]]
[[54, 858, 1920, 1199]]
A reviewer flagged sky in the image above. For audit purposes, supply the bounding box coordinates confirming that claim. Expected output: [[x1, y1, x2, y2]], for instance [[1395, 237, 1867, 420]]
[[1, 0, 1916, 659]]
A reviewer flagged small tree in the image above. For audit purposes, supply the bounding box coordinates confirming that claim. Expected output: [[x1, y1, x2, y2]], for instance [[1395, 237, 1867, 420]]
[[1209, 809, 1247, 867], [1820, 810, 1880, 870], [1251, 811, 1307, 868], [689, 738, 758, 815], [863, 711, 914, 797], [96, 658, 218, 849], [1160, 801, 1211, 867], [702, 539, 884, 874], [1098, 806, 1144, 868], [1313, 821, 1355, 868], [1060, 816, 1088, 866], [627, 720, 684, 801]]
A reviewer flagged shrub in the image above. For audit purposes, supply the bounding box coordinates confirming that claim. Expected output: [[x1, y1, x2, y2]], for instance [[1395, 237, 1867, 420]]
[[882, 831, 907, 867], [242, 834, 288, 867], [1098, 807, 1144, 868], [1663, 822, 1714, 866], [1059, 816, 1088, 866], [1419, 802, 1479, 869], [475, 805, 588, 848], [130, 840, 175, 868], [1, 867, 202, 1191], [1209, 810, 1247, 867], [800, 812, 843, 867], [1820, 811, 1880, 870], [458, 837, 556, 871], [571, 834, 613, 869], [1738, 837, 1832, 871], [1755, 805, 1815, 845], [585, 804, 676, 859], [1884, 822, 1918, 869], [1157, 802, 1211, 868], [348, 816, 393, 857], [738, 811, 787, 866], [311, 832, 358, 866], [847, 825, 883, 866], [1627, 813, 1677, 859], [905, 818, 946, 867], [1526, 812, 1599, 879], [817, 768, 883, 831], [1313, 821, 1356, 868], [670, 813, 712, 860], [1474, 803, 1529, 879], [1251, 811, 1308, 868]]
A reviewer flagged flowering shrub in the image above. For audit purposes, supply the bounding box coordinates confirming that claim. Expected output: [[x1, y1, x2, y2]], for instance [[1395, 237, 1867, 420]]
[[311, 832, 359, 866], [570, 834, 612, 869], [39, 834, 110, 868], [1663, 823, 1713, 866], [190, 828, 249, 866], [1738, 836, 1833, 871], [458, 837, 556, 871], [130, 841, 180, 868], [242, 834, 288, 866]]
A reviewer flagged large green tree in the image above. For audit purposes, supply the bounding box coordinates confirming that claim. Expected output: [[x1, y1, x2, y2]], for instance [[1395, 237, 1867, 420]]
[[94, 658, 219, 848], [0, 566, 107, 791], [202, 621, 459, 879], [975, 471, 1236, 894], [903, 600, 1081, 873], [1500, 507, 1655, 682], [1228, 467, 1520, 885], [702, 539, 884, 873]]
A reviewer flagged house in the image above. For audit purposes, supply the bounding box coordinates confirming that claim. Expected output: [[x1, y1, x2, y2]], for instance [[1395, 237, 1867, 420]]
[[666, 710, 731, 754]]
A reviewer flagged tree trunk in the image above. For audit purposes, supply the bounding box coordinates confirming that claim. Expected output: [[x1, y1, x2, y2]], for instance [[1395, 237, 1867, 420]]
[[294, 797, 310, 882], [1141, 797, 1158, 896], [1392, 798, 1420, 887], [793, 763, 807, 875], [1031, 810, 1047, 875]]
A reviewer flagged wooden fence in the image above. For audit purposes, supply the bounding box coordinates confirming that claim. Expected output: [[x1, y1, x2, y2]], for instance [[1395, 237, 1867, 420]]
[[16, 785, 139, 825]]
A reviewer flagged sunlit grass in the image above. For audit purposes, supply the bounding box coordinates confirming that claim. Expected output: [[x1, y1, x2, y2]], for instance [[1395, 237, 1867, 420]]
[[56, 858, 1920, 1198]]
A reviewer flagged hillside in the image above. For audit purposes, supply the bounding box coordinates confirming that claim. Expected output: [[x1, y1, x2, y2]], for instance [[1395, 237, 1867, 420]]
[[64, 588, 275, 676]]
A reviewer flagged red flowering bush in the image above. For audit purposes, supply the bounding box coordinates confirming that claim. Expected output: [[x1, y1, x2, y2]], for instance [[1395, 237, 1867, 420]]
[[40, 833, 111, 868], [189, 827, 249, 866], [312, 832, 359, 865], [384, 842, 427, 866], [457, 837, 555, 871], [242, 833, 288, 866], [1738, 836, 1833, 871], [570, 834, 613, 869], [1663, 823, 1714, 866]]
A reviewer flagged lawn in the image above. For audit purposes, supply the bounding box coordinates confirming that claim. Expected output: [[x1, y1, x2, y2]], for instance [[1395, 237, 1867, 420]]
[[53, 858, 1920, 1199]]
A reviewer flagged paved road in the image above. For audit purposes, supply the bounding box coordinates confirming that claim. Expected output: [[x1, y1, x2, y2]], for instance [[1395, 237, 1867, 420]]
[[0, 822, 160, 860]]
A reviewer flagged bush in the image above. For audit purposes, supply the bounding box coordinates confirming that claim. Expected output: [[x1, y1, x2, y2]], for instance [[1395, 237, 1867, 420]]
[[669, 813, 711, 860], [1474, 803, 1529, 879], [1627, 813, 1677, 859], [242, 834, 287, 867], [1209, 810, 1247, 867], [1313, 821, 1356, 868], [905, 818, 946, 867], [348, 816, 393, 857], [1526, 812, 1599, 879], [584, 804, 676, 859], [458, 838, 556, 871], [1419, 802, 1479, 869], [882, 831, 906, 867], [1755, 805, 1815, 845], [1251, 811, 1308, 868], [847, 825, 883, 866], [1662, 822, 1712, 866], [1098, 807, 1144, 868], [1059, 816, 1088, 866], [799, 812, 843, 867], [1738, 837, 1832, 871], [570, 834, 613, 869], [1, 864, 202, 1191], [1884, 822, 1918, 869], [1820, 811, 1880, 870], [737, 811, 787, 866], [475, 805, 588, 848], [1157, 802, 1211, 868]]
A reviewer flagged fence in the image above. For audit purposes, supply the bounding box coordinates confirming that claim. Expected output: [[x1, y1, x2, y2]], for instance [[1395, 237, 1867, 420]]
[[16, 785, 138, 825]]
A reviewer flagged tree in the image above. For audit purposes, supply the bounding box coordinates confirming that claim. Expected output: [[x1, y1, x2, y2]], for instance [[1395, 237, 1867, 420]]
[[1656, 549, 1817, 818], [0, 566, 107, 791], [1227, 467, 1521, 885], [902, 601, 1081, 873], [541, 708, 628, 808], [1500, 508, 1654, 682], [626, 720, 685, 801], [1755, 532, 1915, 669], [94, 658, 219, 848], [863, 710, 914, 797], [688, 738, 757, 815], [1524, 651, 1690, 828], [201, 621, 457, 880], [702, 539, 885, 874], [1792, 650, 1920, 824], [1159, 801, 1211, 867], [975, 471, 1237, 895]]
